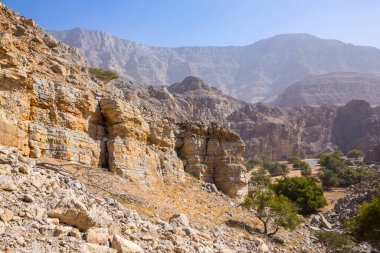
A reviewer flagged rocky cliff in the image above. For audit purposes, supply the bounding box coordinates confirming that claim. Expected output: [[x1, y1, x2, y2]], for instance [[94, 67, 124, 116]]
[[332, 100, 380, 156], [0, 3, 247, 197], [274, 72, 380, 107], [107, 75, 380, 161], [51, 28, 380, 103]]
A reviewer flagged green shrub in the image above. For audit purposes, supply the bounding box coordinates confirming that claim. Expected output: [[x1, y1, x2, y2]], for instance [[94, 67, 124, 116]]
[[316, 231, 355, 253], [250, 167, 271, 186], [241, 188, 301, 236], [320, 168, 340, 188], [89, 68, 119, 82], [300, 162, 312, 177], [318, 152, 368, 188], [319, 151, 345, 169], [287, 156, 301, 166], [263, 160, 289, 176], [347, 188, 380, 245], [245, 158, 261, 171], [346, 149, 364, 159], [274, 177, 327, 213]]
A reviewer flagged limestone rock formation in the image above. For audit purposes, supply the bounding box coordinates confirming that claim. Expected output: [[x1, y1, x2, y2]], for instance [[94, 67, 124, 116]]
[[0, 3, 248, 197], [108, 75, 380, 161], [51, 28, 380, 103], [274, 72, 380, 107], [176, 122, 248, 197]]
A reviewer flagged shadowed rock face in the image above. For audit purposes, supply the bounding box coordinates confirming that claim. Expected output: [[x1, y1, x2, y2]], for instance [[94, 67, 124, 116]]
[[274, 72, 380, 107], [332, 100, 380, 154], [51, 29, 380, 103]]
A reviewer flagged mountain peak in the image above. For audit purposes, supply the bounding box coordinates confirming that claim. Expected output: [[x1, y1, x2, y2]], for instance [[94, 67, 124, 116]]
[[169, 76, 211, 93]]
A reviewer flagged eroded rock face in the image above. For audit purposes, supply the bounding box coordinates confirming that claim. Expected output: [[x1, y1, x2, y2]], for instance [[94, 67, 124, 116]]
[[176, 122, 248, 198], [332, 100, 380, 155], [0, 4, 104, 166], [100, 98, 185, 187], [0, 4, 249, 196]]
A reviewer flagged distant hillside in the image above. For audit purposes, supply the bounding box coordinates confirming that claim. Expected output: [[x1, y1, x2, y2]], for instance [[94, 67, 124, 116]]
[[51, 29, 380, 103], [274, 72, 380, 107]]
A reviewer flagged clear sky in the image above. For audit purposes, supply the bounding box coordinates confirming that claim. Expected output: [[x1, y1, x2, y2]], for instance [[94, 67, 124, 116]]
[[3, 0, 380, 48]]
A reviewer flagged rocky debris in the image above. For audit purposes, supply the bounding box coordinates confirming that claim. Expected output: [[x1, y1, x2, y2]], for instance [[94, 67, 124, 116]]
[[324, 165, 380, 229], [47, 191, 100, 232], [111, 234, 144, 253], [169, 213, 190, 228], [85, 227, 110, 245], [81, 243, 117, 253], [308, 165, 380, 240], [310, 214, 332, 230], [0, 144, 326, 252]]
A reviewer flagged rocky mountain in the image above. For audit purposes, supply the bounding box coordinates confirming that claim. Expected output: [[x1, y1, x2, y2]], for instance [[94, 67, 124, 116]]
[[0, 4, 332, 252], [0, 3, 248, 199], [50, 28, 380, 103], [274, 72, 380, 107]]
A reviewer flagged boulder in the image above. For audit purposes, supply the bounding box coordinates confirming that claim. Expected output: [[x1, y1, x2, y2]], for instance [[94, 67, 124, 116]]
[[81, 243, 117, 253], [169, 213, 190, 228], [0, 209, 13, 223], [48, 192, 97, 231], [0, 175, 17, 191], [86, 227, 110, 245], [111, 234, 144, 253]]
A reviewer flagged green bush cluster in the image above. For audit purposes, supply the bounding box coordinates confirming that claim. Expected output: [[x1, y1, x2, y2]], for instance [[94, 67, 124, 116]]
[[89, 68, 119, 82], [274, 176, 327, 213], [262, 160, 289, 176], [346, 149, 364, 159], [245, 158, 261, 171], [287, 157, 312, 177], [250, 167, 271, 186], [241, 188, 302, 236], [316, 231, 355, 253], [318, 151, 368, 188], [347, 188, 380, 245]]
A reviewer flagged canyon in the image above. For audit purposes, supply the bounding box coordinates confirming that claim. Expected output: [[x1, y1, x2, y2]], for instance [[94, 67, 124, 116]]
[[1, 2, 380, 252]]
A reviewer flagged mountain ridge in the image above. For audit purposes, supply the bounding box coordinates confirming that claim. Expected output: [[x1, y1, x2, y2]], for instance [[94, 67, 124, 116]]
[[51, 28, 380, 103]]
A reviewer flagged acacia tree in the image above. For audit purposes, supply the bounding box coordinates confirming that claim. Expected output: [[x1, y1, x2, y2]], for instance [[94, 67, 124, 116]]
[[241, 188, 301, 236]]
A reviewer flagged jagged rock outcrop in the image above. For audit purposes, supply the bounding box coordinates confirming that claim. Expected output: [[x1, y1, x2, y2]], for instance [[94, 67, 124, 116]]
[[108, 75, 380, 161], [176, 122, 247, 197], [51, 28, 380, 103], [274, 72, 380, 107], [227, 103, 338, 160], [0, 3, 248, 197], [0, 3, 103, 166], [100, 98, 184, 186]]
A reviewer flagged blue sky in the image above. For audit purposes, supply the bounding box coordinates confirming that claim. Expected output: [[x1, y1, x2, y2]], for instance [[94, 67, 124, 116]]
[[3, 0, 380, 48]]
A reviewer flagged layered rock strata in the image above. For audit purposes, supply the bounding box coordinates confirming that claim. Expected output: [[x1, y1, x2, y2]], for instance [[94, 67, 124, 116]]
[[176, 122, 247, 197], [0, 3, 247, 196]]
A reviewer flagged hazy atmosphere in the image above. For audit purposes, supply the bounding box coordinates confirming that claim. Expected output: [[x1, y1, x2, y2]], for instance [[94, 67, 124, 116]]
[[0, 1, 379, 252], [4, 0, 380, 47]]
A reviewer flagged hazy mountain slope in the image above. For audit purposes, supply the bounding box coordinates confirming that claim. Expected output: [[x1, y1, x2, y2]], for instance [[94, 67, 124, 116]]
[[274, 72, 380, 107], [51, 29, 380, 103]]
